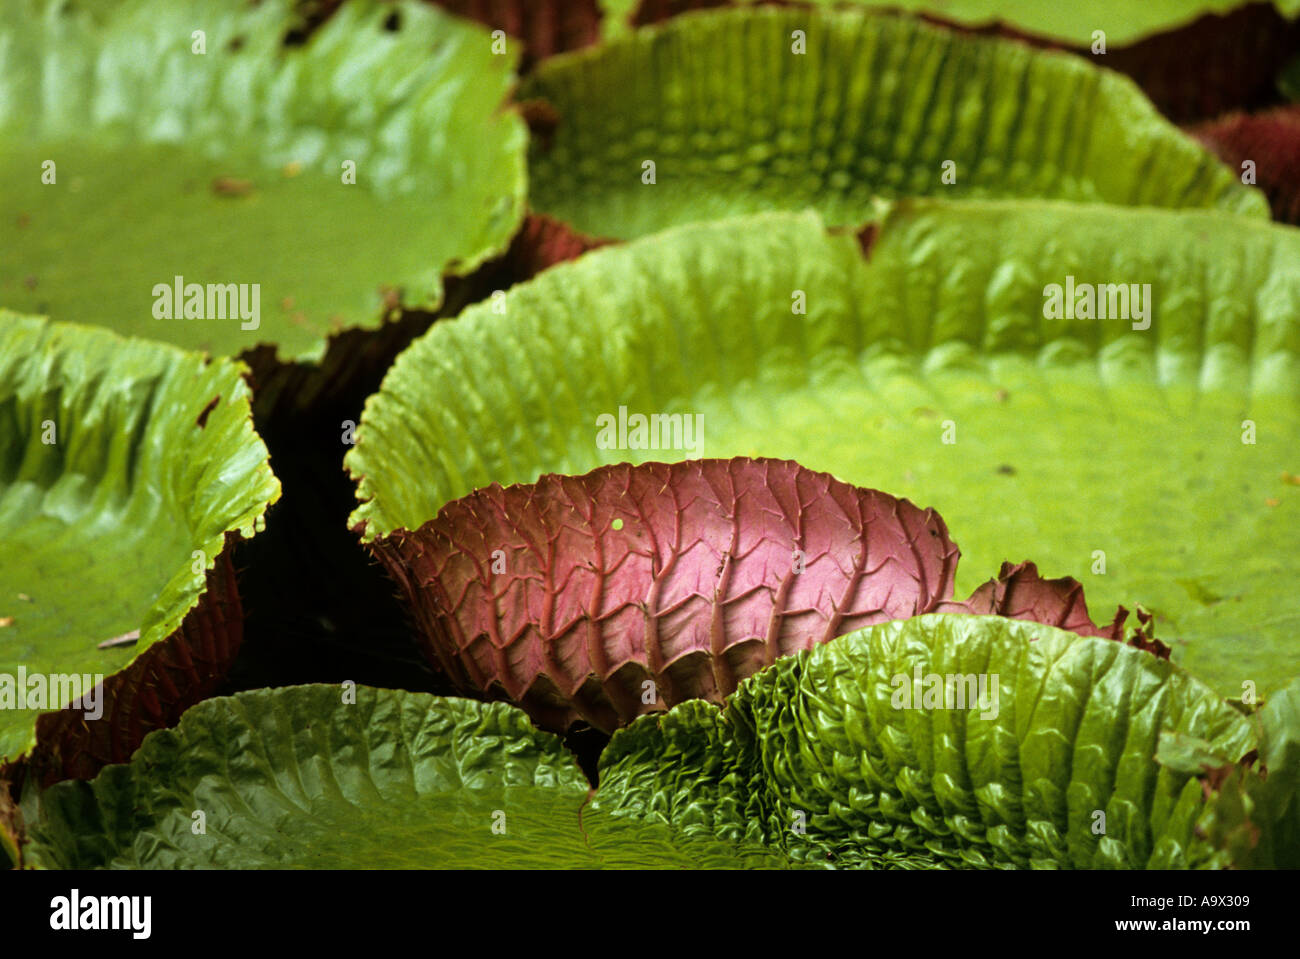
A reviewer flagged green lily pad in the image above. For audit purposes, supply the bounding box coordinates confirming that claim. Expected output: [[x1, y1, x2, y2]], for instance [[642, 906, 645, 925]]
[[21, 684, 795, 868], [0, 0, 526, 362], [526, 6, 1265, 241], [596, 615, 1261, 868], [601, 0, 1300, 48], [26, 617, 1286, 868], [0, 311, 279, 776], [348, 200, 1300, 701]]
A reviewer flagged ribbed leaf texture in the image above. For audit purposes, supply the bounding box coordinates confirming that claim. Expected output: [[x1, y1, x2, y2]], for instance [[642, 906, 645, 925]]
[[615, 0, 1300, 123], [524, 6, 1266, 240], [21, 638, 1293, 869], [349, 203, 1300, 702], [0, 312, 279, 790], [595, 615, 1266, 868], [612, 0, 1300, 51], [937, 560, 1123, 636], [368, 458, 959, 732], [23, 687, 588, 869], [21, 686, 793, 869]]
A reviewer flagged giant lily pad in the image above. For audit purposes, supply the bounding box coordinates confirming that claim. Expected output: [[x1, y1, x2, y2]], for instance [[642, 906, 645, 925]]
[[524, 6, 1265, 241], [20, 684, 793, 868], [0, 311, 279, 805], [348, 201, 1300, 701], [367, 457, 961, 732], [0, 0, 526, 364], [595, 615, 1268, 868], [605, 1, 1300, 125], [603, 0, 1300, 48], [22, 616, 1288, 868]]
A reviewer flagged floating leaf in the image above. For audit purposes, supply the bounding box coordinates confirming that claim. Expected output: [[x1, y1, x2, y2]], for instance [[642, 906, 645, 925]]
[[349, 201, 1300, 700], [524, 6, 1264, 240], [596, 614, 1262, 868], [1189, 678, 1300, 867], [934, 559, 1169, 658], [21, 685, 794, 869], [0, 0, 526, 364], [22, 616, 1281, 869], [0, 312, 279, 794]]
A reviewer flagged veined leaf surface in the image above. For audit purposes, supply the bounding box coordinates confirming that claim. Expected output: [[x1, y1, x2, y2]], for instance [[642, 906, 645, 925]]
[[349, 202, 1300, 699], [0, 311, 279, 773], [525, 7, 1265, 240], [602, 0, 1300, 47], [22, 685, 793, 869], [596, 615, 1264, 868], [26, 618, 1286, 869], [369, 457, 959, 732]]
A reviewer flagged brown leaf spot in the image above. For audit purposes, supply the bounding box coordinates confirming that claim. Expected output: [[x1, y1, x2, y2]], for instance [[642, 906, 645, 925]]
[[212, 176, 254, 197], [378, 285, 402, 311], [196, 395, 220, 429]]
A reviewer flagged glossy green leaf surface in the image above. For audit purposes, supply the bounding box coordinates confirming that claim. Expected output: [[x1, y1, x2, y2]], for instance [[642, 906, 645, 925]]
[[600, 0, 1300, 47], [23, 685, 794, 868], [0, 311, 279, 765], [528, 7, 1265, 240], [596, 614, 1262, 868], [349, 201, 1300, 700], [29, 618, 1286, 869], [0, 0, 526, 361]]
